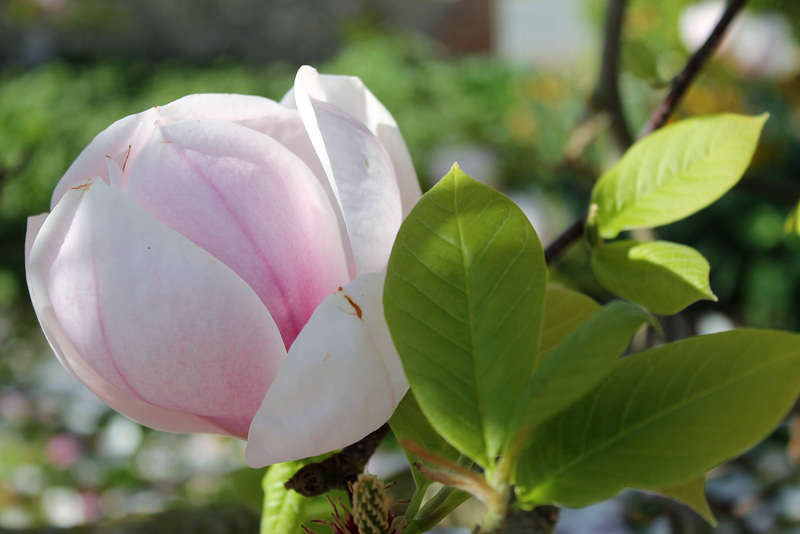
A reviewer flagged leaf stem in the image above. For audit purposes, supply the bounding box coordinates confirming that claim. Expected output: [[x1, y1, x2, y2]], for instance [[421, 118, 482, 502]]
[[403, 480, 428, 521], [402, 487, 471, 534]]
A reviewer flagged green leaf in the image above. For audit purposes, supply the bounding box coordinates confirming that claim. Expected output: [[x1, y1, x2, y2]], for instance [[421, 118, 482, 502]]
[[511, 301, 652, 445], [261, 460, 307, 534], [389, 392, 462, 518], [384, 163, 547, 468], [591, 240, 717, 315], [656, 476, 717, 526], [623, 40, 664, 86], [515, 330, 800, 508], [538, 285, 602, 366], [390, 392, 461, 465], [785, 202, 800, 235], [592, 113, 768, 239]]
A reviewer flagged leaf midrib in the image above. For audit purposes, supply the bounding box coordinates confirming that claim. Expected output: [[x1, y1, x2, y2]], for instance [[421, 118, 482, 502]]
[[453, 180, 488, 463], [607, 133, 741, 226]]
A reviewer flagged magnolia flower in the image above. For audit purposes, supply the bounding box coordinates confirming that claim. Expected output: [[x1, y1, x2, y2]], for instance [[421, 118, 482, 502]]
[[680, 1, 800, 80], [25, 66, 420, 466]]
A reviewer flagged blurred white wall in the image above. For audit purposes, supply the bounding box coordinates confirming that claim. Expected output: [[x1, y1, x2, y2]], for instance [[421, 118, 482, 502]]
[[494, 0, 594, 68]]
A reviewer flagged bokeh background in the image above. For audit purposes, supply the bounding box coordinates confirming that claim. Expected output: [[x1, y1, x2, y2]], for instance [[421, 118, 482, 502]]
[[2, 0, 800, 532]]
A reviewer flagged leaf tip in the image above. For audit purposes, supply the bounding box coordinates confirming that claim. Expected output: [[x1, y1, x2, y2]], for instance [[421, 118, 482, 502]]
[[443, 162, 467, 184]]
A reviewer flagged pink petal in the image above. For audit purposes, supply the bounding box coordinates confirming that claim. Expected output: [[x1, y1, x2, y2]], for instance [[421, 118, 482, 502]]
[[160, 95, 341, 250], [27, 178, 287, 438], [157, 94, 327, 180], [293, 67, 404, 275], [53, 94, 333, 210], [283, 67, 422, 217], [125, 119, 350, 347], [245, 273, 408, 467]]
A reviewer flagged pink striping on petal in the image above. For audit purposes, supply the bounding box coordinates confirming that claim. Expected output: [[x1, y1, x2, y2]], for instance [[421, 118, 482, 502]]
[[126, 120, 350, 348]]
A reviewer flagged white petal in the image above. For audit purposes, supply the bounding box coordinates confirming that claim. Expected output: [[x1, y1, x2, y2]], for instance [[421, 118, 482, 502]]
[[283, 67, 422, 217], [294, 66, 404, 275], [245, 272, 408, 466]]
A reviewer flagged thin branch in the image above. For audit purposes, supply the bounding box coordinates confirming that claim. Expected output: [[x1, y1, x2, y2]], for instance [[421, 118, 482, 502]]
[[503, 506, 560, 534], [284, 423, 390, 497], [545, 210, 588, 265], [592, 0, 633, 150], [544, 0, 750, 265], [638, 0, 749, 138]]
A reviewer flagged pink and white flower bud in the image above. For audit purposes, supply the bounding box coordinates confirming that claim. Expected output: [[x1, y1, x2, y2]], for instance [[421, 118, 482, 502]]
[[25, 66, 419, 465]]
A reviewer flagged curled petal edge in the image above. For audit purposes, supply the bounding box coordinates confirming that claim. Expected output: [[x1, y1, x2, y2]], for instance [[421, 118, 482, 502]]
[[282, 66, 421, 217]]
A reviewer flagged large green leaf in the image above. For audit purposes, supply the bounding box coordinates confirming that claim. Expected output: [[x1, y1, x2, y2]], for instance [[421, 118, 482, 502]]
[[261, 460, 307, 534], [538, 285, 602, 366], [592, 113, 767, 239], [384, 164, 547, 468], [657, 476, 716, 526], [591, 240, 716, 315], [516, 330, 800, 508], [623, 40, 663, 86], [510, 301, 652, 444]]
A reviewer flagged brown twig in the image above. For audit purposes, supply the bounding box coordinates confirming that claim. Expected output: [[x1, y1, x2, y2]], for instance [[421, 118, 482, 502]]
[[637, 0, 749, 138], [503, 506, 560, 534], [591, 0, 633, 150], [544, 0, 750, 265], [544, 210, 588, 265], [284, 423, 390, 497]]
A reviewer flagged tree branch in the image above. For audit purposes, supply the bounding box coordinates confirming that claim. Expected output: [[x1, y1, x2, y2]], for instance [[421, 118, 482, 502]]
[[637, 0, 749, 138], [284, 423, 390, 497], [544, 0, 750, 265], [503, 506, 560, 534], [544, 210, 588, 265], [591, 0, 632, 150]]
